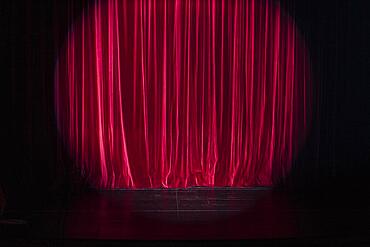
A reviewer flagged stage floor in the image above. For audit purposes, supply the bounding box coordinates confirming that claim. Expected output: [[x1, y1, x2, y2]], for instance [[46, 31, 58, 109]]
[[1, 187, 370, 245]]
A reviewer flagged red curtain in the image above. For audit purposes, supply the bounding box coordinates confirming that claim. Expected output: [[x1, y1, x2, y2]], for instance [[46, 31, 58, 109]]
[[55, 0, 311, 189]]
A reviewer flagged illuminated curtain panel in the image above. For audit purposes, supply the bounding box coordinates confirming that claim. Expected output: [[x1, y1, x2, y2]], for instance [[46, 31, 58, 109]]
[[55, 0, 312, 189]]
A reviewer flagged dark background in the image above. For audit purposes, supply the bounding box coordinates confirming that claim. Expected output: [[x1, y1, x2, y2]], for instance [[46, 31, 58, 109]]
[[2, 0, 370, 208]]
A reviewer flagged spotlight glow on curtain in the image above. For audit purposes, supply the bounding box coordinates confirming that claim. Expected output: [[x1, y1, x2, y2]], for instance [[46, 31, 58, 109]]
[[55, 0, 312, 189]]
